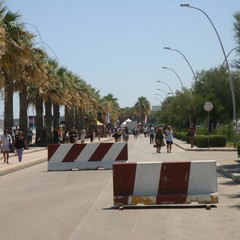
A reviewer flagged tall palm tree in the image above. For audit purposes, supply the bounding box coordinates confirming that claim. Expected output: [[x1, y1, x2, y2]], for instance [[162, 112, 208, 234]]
[[0, 7, 25, 130], [102, 94, 119, 124], [134, 96, 151, 126], [27, 47, 49, 143]]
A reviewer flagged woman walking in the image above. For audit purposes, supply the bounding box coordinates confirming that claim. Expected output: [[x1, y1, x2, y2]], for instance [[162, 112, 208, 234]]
[[165, 125, 173, 153], [154, 128, 164, 153], [14, 131, 28, 162], [0, 129, 13, 164]]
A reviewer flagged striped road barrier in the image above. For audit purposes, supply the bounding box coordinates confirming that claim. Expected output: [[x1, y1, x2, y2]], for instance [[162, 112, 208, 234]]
[[48, 142, 128, 171], [113, 160, 218, 208]]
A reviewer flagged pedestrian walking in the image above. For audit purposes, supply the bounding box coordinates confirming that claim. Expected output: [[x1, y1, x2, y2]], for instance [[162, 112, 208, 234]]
[[14, 131, 28, 162], [89, 129, 94, 142], [13, 125, 20, 140], [165, 125, 173, 153], [154, 127, 164, 153], [188, 123, 196, 148], [0, 129, 13, 164], [80, 128, 86, 143], [27, 127, 33, 145], [149, 125, 155, 144], [123, 127, 129, 142]]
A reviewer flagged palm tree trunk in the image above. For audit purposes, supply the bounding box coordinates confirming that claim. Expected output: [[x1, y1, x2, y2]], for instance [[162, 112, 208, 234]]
[[19, 87, 28, 138], [3, 72, 14, 131], [53, 103, 60, 128], [35, 93, 43, 144], [45, 98, 52, 143]]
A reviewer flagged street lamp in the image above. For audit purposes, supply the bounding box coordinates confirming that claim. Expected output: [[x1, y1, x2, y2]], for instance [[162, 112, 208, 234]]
[[156, 89, 169, 97], [157, 81, 174, 95], [154, 98, 162, 107], [222, 47, 238, 66], [24, 22, 47, 52], [180, 3, 237, 147], [162, 66, 184, 89], [164, 46, 197, 81], [34, 41, 59, 61], [154, 93, 165, 101]]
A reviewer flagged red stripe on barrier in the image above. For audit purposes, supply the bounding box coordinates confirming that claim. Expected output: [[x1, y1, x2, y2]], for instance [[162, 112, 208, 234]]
[[157, 161, 191, 204], [113, 163, 136, 205], [89, 143, 113, 161], [115, 144, 128, 161], [62, 144, 87, 162], [48, 144, 60, 161]]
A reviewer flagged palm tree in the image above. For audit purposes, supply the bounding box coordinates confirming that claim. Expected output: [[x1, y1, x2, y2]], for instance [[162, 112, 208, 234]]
[[102, 94, 119, 124], [27, 48, 49, 143], [0, 7, 25, 130], [134, 97, 151, 126]]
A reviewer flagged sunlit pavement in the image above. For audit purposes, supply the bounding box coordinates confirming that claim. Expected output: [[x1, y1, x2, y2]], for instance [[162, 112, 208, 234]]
[[1, 136, 240, 183]]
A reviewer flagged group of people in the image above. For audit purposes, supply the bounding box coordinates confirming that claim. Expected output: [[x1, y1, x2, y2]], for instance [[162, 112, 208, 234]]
[[0, 126, 28, 164], [151, 125, 174, 154], [112, 127, 130, 142]]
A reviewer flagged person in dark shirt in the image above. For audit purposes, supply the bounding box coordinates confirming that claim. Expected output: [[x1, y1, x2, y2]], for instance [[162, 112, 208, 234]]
[[14, 131, 28, 162]]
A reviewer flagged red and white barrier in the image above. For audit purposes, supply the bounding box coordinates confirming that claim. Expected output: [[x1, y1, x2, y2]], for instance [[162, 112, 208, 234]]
[[48, 142, 128, 171], [113, 160, 218, 206]]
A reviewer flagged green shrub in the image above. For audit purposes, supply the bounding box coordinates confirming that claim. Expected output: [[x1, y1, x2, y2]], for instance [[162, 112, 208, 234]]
[[237, 142, 240, 157], [174, 131, 188, 142], [194, 135, 226, 148]]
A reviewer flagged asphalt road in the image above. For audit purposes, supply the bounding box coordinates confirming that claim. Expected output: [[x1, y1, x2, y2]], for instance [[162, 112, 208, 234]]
[[0, 135, 239, 240]]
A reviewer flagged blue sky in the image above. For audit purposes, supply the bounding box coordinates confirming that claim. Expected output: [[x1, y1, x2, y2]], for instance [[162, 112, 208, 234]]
[[2, 0, 240, 117]]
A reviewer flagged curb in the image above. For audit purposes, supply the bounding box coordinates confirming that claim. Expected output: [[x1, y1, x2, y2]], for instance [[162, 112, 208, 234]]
[[217, 163, 240, 183], [174, 142, 236, 152], [0, 157, 47, 177]]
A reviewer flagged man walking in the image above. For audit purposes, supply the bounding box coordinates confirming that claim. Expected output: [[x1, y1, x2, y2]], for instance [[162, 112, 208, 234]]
[[0, 129, 13, 164]]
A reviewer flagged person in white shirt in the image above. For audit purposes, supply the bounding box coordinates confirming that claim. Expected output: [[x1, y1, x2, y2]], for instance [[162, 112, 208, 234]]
[[165, 125, 173, 153], [0, 129, 13, 164]]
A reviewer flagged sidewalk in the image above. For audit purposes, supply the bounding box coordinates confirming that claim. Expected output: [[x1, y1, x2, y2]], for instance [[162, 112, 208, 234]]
[[1, 137, 240, 183], [0, 147, 47, 176], [174, 138, 240, 183], [0, 137, 113, 177]]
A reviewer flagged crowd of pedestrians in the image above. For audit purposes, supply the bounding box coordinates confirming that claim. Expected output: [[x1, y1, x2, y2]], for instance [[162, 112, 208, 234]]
[[110, 124, 174, 154], [0, 125, 29, 164], [0, 122, 180, 164]]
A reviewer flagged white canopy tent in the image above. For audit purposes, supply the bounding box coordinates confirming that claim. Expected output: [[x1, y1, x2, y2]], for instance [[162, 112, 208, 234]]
[[121, 118, 132, 127]]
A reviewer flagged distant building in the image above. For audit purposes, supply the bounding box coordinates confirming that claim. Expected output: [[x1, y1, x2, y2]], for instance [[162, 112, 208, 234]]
[[152, 105, 161, 112]]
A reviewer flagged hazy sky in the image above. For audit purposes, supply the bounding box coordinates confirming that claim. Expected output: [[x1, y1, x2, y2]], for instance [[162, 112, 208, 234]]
[[1, 0, 240, 118]]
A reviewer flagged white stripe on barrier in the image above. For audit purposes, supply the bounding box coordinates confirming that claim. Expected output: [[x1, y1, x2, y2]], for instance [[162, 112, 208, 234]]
[[75, 144, 99, 162], [50, 144, 72, 163], [134, 162, 162, 196], [188, 160, 218, 194], [102, 143, 126, 162]]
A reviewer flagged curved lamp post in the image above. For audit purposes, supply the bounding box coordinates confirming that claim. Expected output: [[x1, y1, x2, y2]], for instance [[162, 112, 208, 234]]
[[156, 88, 169, 97], [180, 3, 237, 147], [162, 66, 184, 89], [222, 47, 238, 66], [24, 22, 47, 52], [157, 80, 174, 95], [164, 46, 197, 81], [34, 41, 59, 61], [154, 94, 165, 101]]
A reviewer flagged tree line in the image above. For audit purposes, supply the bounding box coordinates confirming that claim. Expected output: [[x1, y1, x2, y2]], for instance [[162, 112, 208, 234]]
[[0, 2, 152, 143], [151, 11, 240, 136]]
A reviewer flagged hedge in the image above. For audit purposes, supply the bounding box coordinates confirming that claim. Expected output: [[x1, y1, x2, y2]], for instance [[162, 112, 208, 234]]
[[194, 135, 226, 147], [174, 131, 226, 147]]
